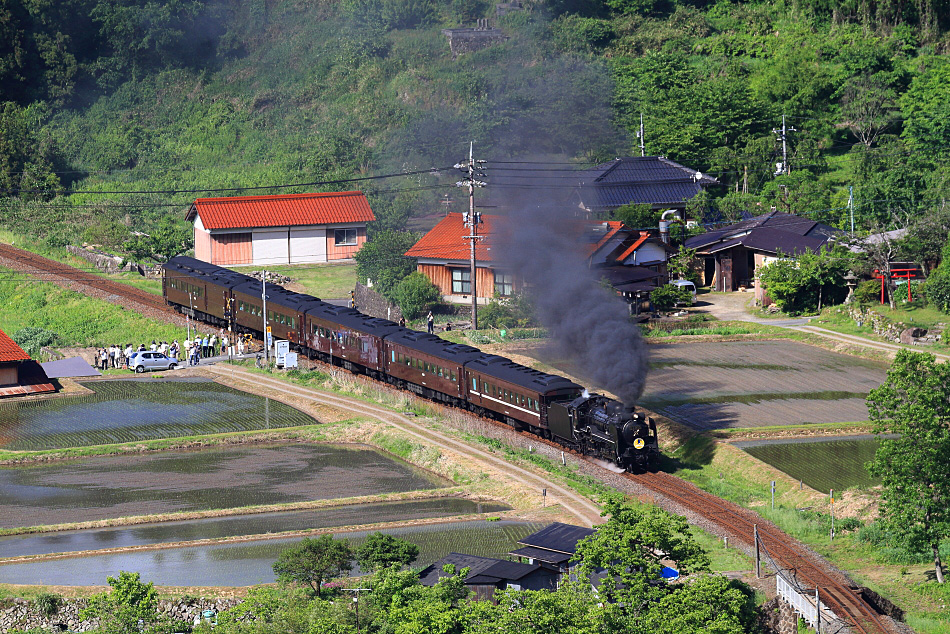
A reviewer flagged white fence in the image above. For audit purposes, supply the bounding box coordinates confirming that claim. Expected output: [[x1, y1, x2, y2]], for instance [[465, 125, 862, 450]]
[[776, 574, 842, 633]]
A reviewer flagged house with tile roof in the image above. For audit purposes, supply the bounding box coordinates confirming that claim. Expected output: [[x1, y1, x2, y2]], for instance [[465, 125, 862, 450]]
[[0, 329, 56, 398], [575, 156, 719, 220], [185, 191, 375, 266], [684, 211, 840, 298], [406, 213, 671, 309], [419, 552, 558, 600]]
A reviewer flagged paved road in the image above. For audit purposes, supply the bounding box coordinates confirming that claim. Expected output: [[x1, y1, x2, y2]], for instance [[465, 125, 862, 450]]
[[696, 292, 950, 361]]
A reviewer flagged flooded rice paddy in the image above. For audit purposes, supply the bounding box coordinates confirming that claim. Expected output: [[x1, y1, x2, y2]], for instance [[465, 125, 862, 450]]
[[0, 379, 316, 450], [0, 520, 544, 586], [0, 498, 510, 558], [0, 444, 451, 528], [641, 341, 887, 429], [735, 435, 886, 492]]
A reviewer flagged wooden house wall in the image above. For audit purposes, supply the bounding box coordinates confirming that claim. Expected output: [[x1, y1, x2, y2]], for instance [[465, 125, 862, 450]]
[[417, 263, 497, 300], [326, 226, 367, 260], [194, 230, 212, 262], [0, 365, 18, 387]]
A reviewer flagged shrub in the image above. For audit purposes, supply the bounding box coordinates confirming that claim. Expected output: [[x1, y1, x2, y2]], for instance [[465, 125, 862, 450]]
[[924, 269, 950, 313], [391, 272, 440, 319], [11, 326, 60, 357], [479, 292, 538, 329], [649, 284, 693, 311], [853, 279, 881, 304], [34, 593, 62, 617]]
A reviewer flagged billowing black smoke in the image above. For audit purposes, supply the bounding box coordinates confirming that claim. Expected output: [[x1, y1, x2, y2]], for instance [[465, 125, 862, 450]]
[[496, 197, 649, 406]]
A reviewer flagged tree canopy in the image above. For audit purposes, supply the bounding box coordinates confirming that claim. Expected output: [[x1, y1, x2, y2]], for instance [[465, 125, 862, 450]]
[[272, 536, 354, 596], [867, 349, 950, 583]]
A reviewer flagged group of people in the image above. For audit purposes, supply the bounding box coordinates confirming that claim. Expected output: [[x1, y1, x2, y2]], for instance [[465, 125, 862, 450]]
[[93, 332, 254, 371], [94, 341, 181, 371]]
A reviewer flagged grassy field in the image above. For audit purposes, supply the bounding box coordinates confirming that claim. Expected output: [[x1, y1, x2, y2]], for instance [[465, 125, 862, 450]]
[[232, 263, 357, 300], [0, 266, 184, 349]]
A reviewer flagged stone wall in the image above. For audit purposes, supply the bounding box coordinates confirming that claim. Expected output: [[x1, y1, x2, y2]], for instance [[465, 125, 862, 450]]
[[0, 597, 241, 633], [355, 282, 402, 322], [757, 596, 802, 634], [66, 246, 139, 274]]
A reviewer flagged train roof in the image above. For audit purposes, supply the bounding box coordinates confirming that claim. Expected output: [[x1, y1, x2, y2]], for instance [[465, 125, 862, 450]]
[[165, 257, 252, 288], [464, 355, 583, 394], [307, 303, 403, 337], [385, 330, 485, 363], [231, 280, 323, 311]]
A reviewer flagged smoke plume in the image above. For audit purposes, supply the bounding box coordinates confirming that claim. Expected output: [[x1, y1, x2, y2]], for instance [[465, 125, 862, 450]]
[[496, 195, 649, 406]]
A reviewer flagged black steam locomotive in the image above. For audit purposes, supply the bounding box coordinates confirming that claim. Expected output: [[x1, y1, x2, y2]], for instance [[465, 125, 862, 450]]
[[163, 256, 659, 471]]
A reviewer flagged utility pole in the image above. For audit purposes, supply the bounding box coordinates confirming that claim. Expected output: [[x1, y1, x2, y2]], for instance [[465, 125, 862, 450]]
[[772, 114, 797, 175], [262, 273, 269, 361], [455, 142, 487, 330], [638, 113, 646, 157], [343, 588, 371, 634]]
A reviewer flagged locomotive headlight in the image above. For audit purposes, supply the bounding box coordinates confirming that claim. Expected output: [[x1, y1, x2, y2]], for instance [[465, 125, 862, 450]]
[[633, 438, 645, 450]]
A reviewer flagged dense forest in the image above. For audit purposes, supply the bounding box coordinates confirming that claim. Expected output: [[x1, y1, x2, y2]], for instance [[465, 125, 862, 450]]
[[3, 0, 950, 255]]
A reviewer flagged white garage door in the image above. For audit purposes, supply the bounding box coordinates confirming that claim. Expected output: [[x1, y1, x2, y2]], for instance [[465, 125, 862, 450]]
[[252, 229, 289, 265], [289, 227, 327, 263]]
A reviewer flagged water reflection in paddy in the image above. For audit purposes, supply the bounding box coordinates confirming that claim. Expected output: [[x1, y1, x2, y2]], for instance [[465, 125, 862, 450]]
[[0, 379, 316, 451], [0, 444, 451, 528], [0, 498, 510, 558], [0, 521, 543, 587]]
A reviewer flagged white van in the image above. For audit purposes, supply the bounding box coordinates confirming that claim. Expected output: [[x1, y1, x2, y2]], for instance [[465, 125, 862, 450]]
[[669, 279, 697, 305]]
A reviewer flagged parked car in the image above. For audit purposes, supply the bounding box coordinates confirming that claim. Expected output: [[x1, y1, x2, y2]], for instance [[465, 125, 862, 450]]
[[669, 279, 697, 305], [128, 351, 179, 373]]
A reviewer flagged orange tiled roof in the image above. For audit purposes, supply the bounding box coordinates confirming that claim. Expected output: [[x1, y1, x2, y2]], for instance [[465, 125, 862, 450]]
[[0, 329, 29, 363], [405, 213, 497, 261], [615, 232, 651, 262], [186, 191, 375, 230], [584, 221, 625, 257]]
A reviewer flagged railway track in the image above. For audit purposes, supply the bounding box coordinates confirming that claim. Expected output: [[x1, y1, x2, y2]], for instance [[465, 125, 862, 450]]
[[0, 243, 179, 318], [625, 470, 891, 634]]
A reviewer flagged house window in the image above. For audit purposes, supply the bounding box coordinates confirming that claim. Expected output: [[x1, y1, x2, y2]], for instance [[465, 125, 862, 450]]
[[494, 272, 514, 297], [451, 268, 471, 294], [334, 229, 358, 246]]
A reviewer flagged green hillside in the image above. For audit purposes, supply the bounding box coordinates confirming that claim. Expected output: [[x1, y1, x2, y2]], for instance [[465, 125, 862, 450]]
[[3, 0, 950, 255]]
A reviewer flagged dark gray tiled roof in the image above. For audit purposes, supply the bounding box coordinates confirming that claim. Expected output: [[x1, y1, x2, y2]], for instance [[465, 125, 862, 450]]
[[578, 157, 718, 210], [685, 211, 840, 255], [418, 553, 539, 586]]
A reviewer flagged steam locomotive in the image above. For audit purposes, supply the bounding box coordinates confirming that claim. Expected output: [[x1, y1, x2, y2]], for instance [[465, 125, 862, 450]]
[[163, 256, 659, 472]]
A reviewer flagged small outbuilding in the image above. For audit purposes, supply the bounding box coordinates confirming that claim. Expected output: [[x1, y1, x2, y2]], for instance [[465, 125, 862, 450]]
[[0, 329, 56, 398], [186, 191, 375, 267], [509, 521, 595, 580]]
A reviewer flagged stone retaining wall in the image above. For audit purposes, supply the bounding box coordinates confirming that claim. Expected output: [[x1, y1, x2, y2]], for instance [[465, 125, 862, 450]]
[[1, 597, 241, 633], [355, 282, 402, 322]]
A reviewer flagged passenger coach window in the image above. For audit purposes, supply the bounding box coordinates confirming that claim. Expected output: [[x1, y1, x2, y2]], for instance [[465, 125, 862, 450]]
[[472, 377, 477, 390], [450, 370, 457, 382]]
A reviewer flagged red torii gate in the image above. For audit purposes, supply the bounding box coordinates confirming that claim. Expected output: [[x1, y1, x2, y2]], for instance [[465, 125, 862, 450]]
[[872, 267, 921, 303]]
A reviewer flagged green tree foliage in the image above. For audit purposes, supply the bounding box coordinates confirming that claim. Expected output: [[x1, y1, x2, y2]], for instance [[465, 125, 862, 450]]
[[573, 493, 710, 608], [0, 102, 63, 199], [478, 292, 538, 329], [464, 585, 603, 634], [79, 571, 182, 634], [392, 271, 440, 319], [757, 247, 851, 315], [272, 536, 353, 597], [867, 349, 950, 583], [612, 202, 658, 230], [122, 218, 192, 262], [649, 283, 692, 311], [640, 574, 758, 634], [11, 326, 60, 357], [354, 532, 420, 571], [668, 246, 699, 285], [924, 241, 950, 312], [354, 230, 419, 301]]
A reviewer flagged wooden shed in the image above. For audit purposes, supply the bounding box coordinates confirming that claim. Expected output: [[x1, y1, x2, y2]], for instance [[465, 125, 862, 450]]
[[186, 191, 375, 267]]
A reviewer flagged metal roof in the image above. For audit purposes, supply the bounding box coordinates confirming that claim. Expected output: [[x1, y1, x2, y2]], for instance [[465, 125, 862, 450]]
[[185, 191, 375, 230], [517, 522, 596, 554], [385, 330, 486, 363], [418, 553, 541, 586], [464, 355, 582, 394], [685, 211, 839, 255], [509, 545, 573, 564]]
